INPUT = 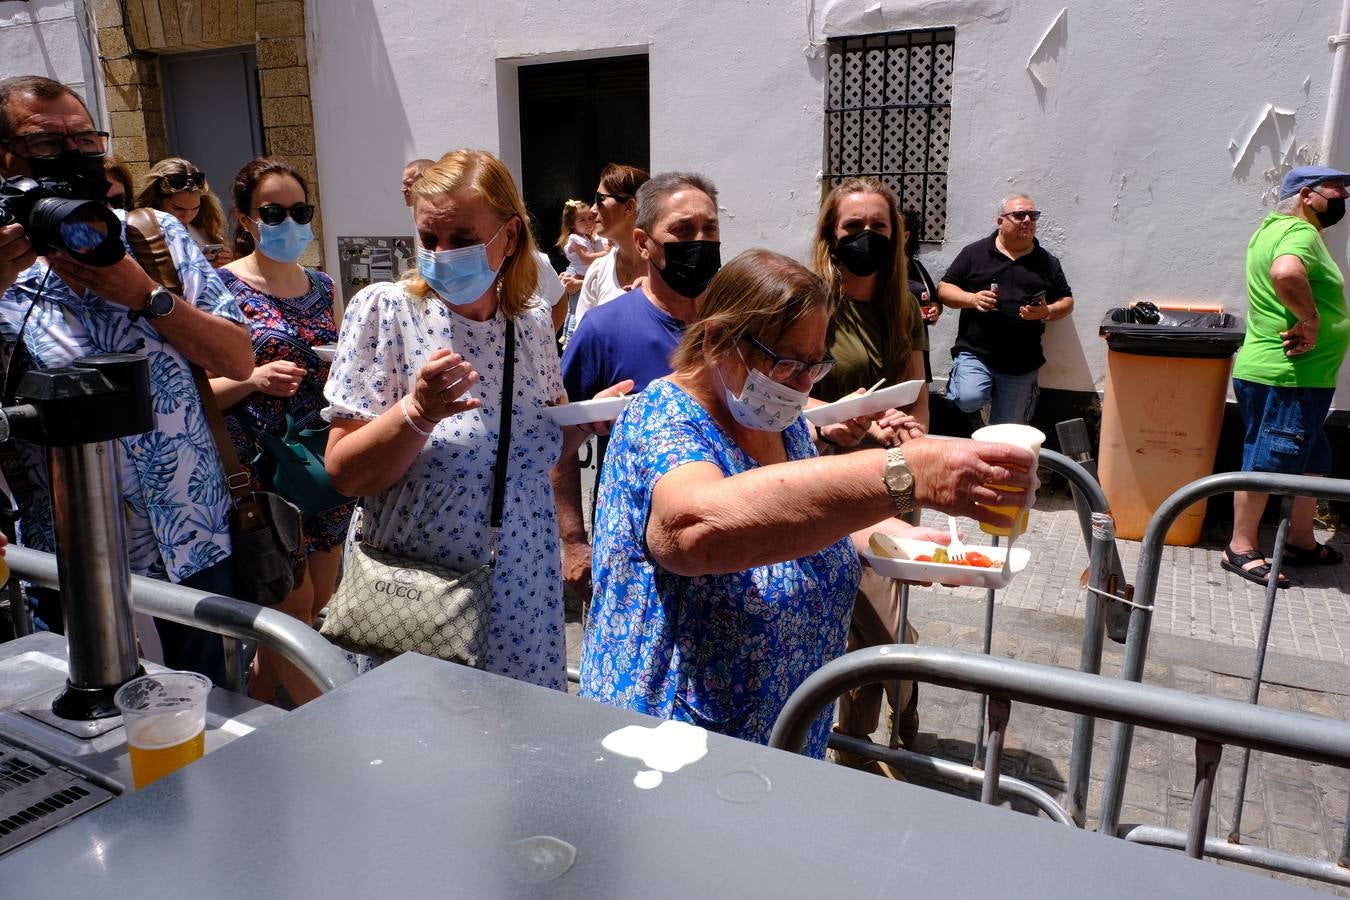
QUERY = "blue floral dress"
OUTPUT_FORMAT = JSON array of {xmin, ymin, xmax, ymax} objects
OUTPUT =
[
  {"xmin": 322, "ymin": 282, "xmax": 566, "ymax": 689},
  {"xmin": 579, "ymin": 378, "xmax": 861, "ymax": 758}
]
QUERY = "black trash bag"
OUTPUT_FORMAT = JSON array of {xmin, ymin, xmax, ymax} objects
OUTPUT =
[{"xmin": 1098, "ymin": 306, "xmax": 1245, "ymax": 359}]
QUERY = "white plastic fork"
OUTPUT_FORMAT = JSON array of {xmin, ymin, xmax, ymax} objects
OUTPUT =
[{"xmin": 946, "ymin": 515, "xmax": 967, "ymax": 563}]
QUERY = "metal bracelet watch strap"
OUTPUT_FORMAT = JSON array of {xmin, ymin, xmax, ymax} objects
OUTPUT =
[{"xmin": 883, "ymin": 445, "xmax": 914, "ymax": 515}]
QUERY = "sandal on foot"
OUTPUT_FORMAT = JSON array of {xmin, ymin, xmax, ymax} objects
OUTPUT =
[
  {"xmin": 1282, "ymin": 542, "xmax": 1343, "ymax": 567},
  {"xmin": 1221, "ymin": 547, "xmax": 1289, "ymax": 589}
]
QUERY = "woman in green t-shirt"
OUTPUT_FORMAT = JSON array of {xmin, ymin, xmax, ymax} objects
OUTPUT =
[
  {"xmin": 810, "ymin": 177, "xmax": 929, "ymax": 442},
  {"xmin": 807, "ymin": 177, "xmax": 930, "ymax": 779}
]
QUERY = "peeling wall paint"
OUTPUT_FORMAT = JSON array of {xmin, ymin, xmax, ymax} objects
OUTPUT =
[{"xmin": 305, "ymin": 0, "xmax": 1350, "ymax": 407}]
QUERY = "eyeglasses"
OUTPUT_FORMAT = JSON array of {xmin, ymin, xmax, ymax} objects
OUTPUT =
[
  {"xmin": 594, "ymin": 191, "xmax": 630, "ymax": 207},
  {"xmin": 158, "ymin": 169, "xmax": 205, "ymax": 192},
  {"xmin": 1002, "ymin": 209, "xmax": 1042, "ymax": 222},
  {"xmin": 742, "ymin": 333, "xmax": 836, "ymax": 384},
  {"xmin": 3, "ymin": 130, "xmax": 109, "ymax": 159},
  {"xmin": 255, "ymin": 202, "xmax": 315, "ymax": 226}
]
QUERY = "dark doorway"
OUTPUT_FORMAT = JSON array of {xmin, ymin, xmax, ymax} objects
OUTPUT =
[
  {"xmin": 160, "ymin": 48, "xmax": 265, "ymax": 206},
  {"xmin": 518, "ymin": 55, "xmax": 649, "ymax": 269}
]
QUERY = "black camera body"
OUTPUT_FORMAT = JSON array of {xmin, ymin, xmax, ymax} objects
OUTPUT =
[{"xmin": 0, "ymin": 175, "xmax": 124, "ymax": 267}]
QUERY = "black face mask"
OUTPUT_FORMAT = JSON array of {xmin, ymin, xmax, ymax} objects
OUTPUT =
[
  {"xmin": 832, "ymin": 229, "xmax": 892, "ymax": 277},
  {"xmin": 28, "ymin": 149, "xmax": 110, "ymax": 202},
  {"xmin": 656, "ymin": 240, "xmax": 721, "ymax": 299},
  {"xmin": 1316, "ymin": 197, "xmax": 1346, "ymax": 229}
]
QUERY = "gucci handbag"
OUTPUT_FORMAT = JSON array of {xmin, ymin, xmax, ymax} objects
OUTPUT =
[{"xmin": 320, "ymin": 320, "xmax": 516, "ymax": 667}]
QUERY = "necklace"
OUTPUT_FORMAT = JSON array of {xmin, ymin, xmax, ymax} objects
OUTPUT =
[{"xmin": 614, "ymin": 247, "xmax": 643, "ymax": 288}]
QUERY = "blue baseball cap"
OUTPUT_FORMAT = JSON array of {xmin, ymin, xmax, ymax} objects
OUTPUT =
[{"xmin": 1279, "ymin": 165, "xmax": 1350, "ymax": 199}]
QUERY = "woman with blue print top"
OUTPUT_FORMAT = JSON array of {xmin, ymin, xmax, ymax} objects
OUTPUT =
[{"xmin": 579, "ymin": 249, "xmax": 1035, "ymax": 758}]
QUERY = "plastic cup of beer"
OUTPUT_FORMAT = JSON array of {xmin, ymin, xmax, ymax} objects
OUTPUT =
[
  {"xmin": 115, "ymin": 671, "xmax": 210, "ymax": 789},
  {"xmin": 971, "ymin": 423, "xmax": 1045, "ymax": 540}
]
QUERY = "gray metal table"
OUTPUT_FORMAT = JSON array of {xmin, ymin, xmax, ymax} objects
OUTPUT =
[{"xmin": 0, "ymin": 653, "xmax": 1319, "ymax": 898}]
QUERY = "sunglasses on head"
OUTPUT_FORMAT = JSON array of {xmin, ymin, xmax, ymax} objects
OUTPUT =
[
  {"xmin": 255, "ymin": 202, "xmax": 315, "ymax": 226},
  {"xmin": 1002, "ymin": 209, "xmax": 1042, "ymax": 222},
  {"xmin": 159, "ymin": 170, "xmax": 206, "ymax": 192}
]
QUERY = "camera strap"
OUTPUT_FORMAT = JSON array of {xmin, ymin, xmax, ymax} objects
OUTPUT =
[{"xmin": 124, "ymin": 208, "xmax": 184, "ymax": 295}]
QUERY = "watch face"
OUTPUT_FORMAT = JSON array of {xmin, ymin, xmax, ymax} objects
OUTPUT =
[{"xmin": 148, "ymin": 288, "xmax": 175, "ymax": 316}]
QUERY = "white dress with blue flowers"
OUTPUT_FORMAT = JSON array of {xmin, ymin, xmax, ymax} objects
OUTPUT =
[
  {"xmin": 323, "ymin": 282, "xmax": 566, "ymax": 689},
  {"xmin": 578, "ymin": 378, "xmax": 862, "ymax": 758}
]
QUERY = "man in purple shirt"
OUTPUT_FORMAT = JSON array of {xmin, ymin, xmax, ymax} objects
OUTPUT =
[{"xmin": 554, "ymin": 171, "xmax": 721, "ymax": 603}]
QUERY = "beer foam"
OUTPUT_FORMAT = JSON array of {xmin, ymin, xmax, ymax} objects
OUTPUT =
[{"xmin": 127, "ymin": 710, "xmax": 204, "ymax": 749}]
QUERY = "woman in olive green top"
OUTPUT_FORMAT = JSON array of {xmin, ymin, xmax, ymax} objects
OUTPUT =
[
  {"xmin": 808, "ymin": 176, "xmax": 929, "ymax": 778},
  {"xmin": 810, "ymin": 177, "xmax": 929, "ymax": 444}
]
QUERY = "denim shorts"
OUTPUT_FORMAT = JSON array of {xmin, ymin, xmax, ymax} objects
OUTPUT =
[{"xmin": 1233, "ymin": 379, "xmax": 1334, "ymax": 475}]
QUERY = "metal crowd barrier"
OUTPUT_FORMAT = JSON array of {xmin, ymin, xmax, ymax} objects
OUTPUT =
[
  {"xmin": 770, "ymin": 644, "xmax": 1350, "ymax": 876},
  {"xmin": 874, "ymin": 448, "xmax": 1127, "ymax": 826},
  {"xmin": 1094, "ymin": 470, "xmax": 1350, "ymax": 882},
  {"xmin": 6, "ymin": 545, "xmax": 356, "ymax": 696}
]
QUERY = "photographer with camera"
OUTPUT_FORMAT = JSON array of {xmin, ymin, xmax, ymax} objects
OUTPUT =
[{"xmin": 0, "ymin": 76, "xmax": 254, "ymax": 685}]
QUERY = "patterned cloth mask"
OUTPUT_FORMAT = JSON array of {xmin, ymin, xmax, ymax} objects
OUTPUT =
[{"xmin": 720, "ymin": 355, "xmax": 811, "ymax": 432}]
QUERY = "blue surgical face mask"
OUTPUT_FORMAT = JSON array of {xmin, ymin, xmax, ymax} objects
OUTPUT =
[
  {"xmin": 417, "ymin": 222, "xmax": 508, "ymax": 305},
  {"xmin": 255, "ymin": 218, "xmax": 314, "ymax": 264}
]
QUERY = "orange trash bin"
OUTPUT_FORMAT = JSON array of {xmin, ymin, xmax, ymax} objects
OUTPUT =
[{"xmin": 1097, "ymin": 302, "xmax": 1245, "ymax": 546}]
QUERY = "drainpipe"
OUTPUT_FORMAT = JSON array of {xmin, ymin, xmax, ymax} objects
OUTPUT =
[{"xmin": 1321, "ymin": 0, "xmax": 1350, "ymax": 166}]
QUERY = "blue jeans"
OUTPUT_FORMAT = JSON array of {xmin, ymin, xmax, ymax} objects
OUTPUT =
[
  {"xmin": 1233, "ymin": 379, "xmax": 1334, "ymax": 475},
  {"xmin": 946, "ymin": 352, "xmax": 1040, "ymax": 425}
]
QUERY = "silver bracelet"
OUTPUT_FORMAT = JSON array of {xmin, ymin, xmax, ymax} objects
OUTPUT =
[{"xmin": 400, "ymin": 396, "xmax": 433, "ymax": 437}]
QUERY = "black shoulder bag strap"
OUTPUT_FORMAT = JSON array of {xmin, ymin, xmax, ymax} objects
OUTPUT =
[{"xmin": 488, "ymin": 318, "xmax": 515, "ymax": 564}]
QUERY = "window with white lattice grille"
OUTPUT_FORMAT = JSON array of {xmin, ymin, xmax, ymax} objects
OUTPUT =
[{"xmin": 824, "ymin": 29, "xmax": 955, "ymax": 242}]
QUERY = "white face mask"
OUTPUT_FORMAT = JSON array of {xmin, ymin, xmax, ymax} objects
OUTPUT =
[{"xmin": 719, "ymin": 359, "xmax": 811, "ymax": 432}]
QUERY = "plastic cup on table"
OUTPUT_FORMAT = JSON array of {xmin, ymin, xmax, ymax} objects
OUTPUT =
[
  {"xmin": 114, "ymin": 671, "xmax": 211, "ymax": 789},
  {"xmin": 971, "ymin": 423, "xmax": 1045, "ymax": 539}
]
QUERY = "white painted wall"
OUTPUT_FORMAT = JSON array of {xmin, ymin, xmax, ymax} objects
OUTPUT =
[
  {"xmin": 0, "ymin": 0, "xmax": 103, "ymax": 123},
  {"xmin": 306, "ymin": 0, "xmax": 1350, "ymax": 407}
]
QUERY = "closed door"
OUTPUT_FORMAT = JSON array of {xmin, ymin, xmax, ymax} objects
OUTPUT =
[{"xmin": 160, "ymin": 48, "xmax": 265, "ymax": 206}]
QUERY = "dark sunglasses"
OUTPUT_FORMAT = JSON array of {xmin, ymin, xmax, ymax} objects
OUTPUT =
[
  {"xmin": 742, "ymin": 333, "xmax": 836, "ymax": 384},
  {"xmin": 1002, "ymin": 209, "xmax": 1042, "ymax": 222},
  {"xmin": 255, "ymin": 202, "xmax": 315, "ymax": 226},
  {"xmin": 594, "ymin": 191, "xmax": 630, "ymax": 207},
  {"xmin": 159, "ymin": 169, "xmax": 206, "ymax": 192},
  {"xmin": 3, "ymin": 130, "xmax": 108, "ymax": 158}
]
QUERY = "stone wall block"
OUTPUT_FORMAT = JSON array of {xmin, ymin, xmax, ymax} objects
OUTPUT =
[{"xmin": 259, "ymin": 66, "xmax": 308, "ymax": 98}]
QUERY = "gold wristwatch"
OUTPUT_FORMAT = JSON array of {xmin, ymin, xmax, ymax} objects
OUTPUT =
[{"xmin": 884, "ymin": 446, "xmax": 915, "ymax": 515}]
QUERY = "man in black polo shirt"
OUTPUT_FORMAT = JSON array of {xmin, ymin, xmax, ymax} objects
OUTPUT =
[{"xmin": 938, "ymin": 193, "xmax": 1074, "ymax": 425}]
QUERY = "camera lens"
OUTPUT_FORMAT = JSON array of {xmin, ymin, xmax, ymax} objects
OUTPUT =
[{"xmin": 30, "ymin": 197, "xmax": 125, "ymax": 267}]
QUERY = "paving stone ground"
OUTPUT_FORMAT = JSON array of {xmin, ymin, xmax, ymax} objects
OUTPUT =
[{"xmin": 565, "ymin": 478, "xmax": 1350, "ymax": 895}]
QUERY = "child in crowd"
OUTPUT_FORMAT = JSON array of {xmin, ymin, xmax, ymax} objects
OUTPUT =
[
  {"xmin": 558, "ymin": 199, "xmax": 609, "ymax": 276},
  {"xmin": 557, "ymin": 199, "xmax": 609, "ymax": 344}
]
